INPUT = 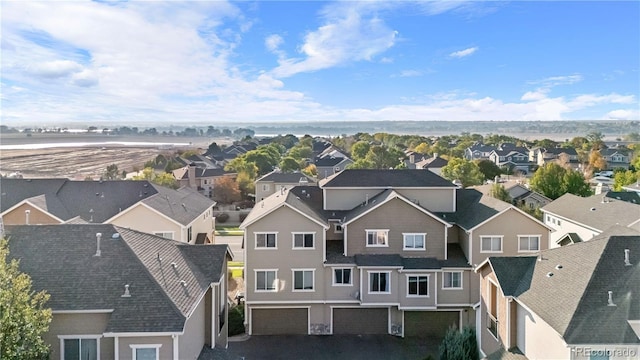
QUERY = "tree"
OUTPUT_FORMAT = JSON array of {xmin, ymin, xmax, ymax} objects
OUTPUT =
[
  {"xmin": 236, "ymin": 172, "xmax": 255, "ymax": 200},
  {"xmin": 588, "ymin": 150, "xmax": 607, "ymax": 174},
  {"xmin": 364, "ymin": 145, "xmax": 403, "ymax": 169},
  {"xmin": 302, "ymin": 164, "xmax": 317, "ymax": 177},
  {"xmin": 475, "ymin": 159, "xmax": 502, "ymax": 181},
  {"xmin": 530, "ymin": 163, "xmax": 591, "ymax": 200},
  {"xmin": 103, "ymin": 164, "xmax": 121, "ymax": 180},
  {"xmin": 132, "ymin": 168, "xmax": 178, "ymax": 189},
  {"xmin": 279, "ymin": 157, "xmax": 301, "ymax": 173},
  {"xmin": 350, "ymin": 141, "xmax": 370, "ymax": 160},
  {"xmin": 489, "ymin": 183, "xmax": 511, "ymax": 202},
  {"xmin": 441, "ymin": 158, "xmax": 484, "ymax": 188},
  {"xmin": 586, "ymin": 131, "xmax": 605, "ymax": 150},
  {"xmin": 562, "ymin": 170, "xmax": 592, "ymax": 197},
  {"xmin": 438, "ymin": 326, "xmax": 479, "ymax": 360},
  {"xmin": 288, "ymin": 146, "xmax": 313, "ymax": 161},
  {"xmin": 1, "ymin": 239, "xmax": 52, "ymax": 359},
  {"xmin": 213, "ymin": 176, "xmax": 241, "ymax": 204},
  {"xmin": 413, "ymin": 142, "xmax": 430, "ymax": 155},
  {"xmin": 613, "ymin": 170, "xmax": 639, "ymax": 191},
  {"xmin": 346, "ymin": 158, "xmax": 375, "ymax": 169}
]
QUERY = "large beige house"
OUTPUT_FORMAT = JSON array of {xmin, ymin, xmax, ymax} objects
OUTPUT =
[
  {"xmin": 5, "ymin": 224, "xmax": 232, "ymax": 360},
  {"xmin": 240, "ymin": 169, "xmax": 550, "ymax": 337},
  {"xmin": 0, "ymin": 179, "xmax": 216, "ymax": 244},
  {"xmin": 254, "ymin": 170, "xmax": 316, "ymax": 201}
]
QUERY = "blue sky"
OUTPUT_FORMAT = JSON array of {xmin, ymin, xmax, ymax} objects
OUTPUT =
[{"xmin": 1, "ymin": 1, "xmax": 638, "ymax": 126}]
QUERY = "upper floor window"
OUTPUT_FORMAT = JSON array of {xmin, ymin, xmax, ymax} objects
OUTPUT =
[
  {"xmin": 293, "ymin": 233, "xmax": 314, "ymax": 249},
  {"xmin": 153, "ymin": 232, "xmax": 174, "ymax": 240},
  {"xmin": 407, "ymin": 275, "xmax": 429, "ymax": 297},
  {"xmin": 333, "ymin": 268, "xmax": 352, "ymax": 286},
  {"xmin": 256, "ymin": 233, "xmax": 277, "ymax": 249},
  {"xmin": 369, "ymin": 271, "xmax": 390, "ymax": 293},
  {"xmin": 293, "ymin": 269, "xmax": 315, "ymax": 291},
  {"xmin": 518, "ymin": 235, "xmax": 540, "ymax": 252},
  {"xmin": 403, "ymin": 233, "xmax": 426, "ymax": 250},
  {"xmin": 480, "ymin": 236, "xmax": 503, "ymax": 253},
  {"xmin": 61, "ymin": 337, "xmax": 99, "ymax": 360},
  {"xmin": 366, "ymin": 230, "xmax": 389, "ymax": 247},
  {"xmin": 262, "ymin": 184, "xmax": 270, "ymax": 191},
  {"xmin": 443, "ymin": 271, "xmax": 462, "ymax": 289},
  {"xmin": 187, "ymin": 226, "xmax": 192, "ymax": 242},
  {"xmin": 131, "ymin": 344, "xmax": 162, "ymax": 360},
  {"xmin": 255, "ymin": 270, "xmax": 277, "ymax": 292}
]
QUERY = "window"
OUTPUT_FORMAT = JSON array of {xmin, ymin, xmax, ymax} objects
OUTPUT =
[
  {"xmin": 480, "ymin": 236, "xmax": 503, "ymax": 253},
  {"xmin": 293, "ymin": 270, "xmax": 315, "ymax": 291},
  {"xmin": 61, "ymin": 337, "xmax": 99, "ymax": 360},
  {"xmin": 403, "ymin": 233, "xmax": 426, "ymax": 250},
  {"xmin": 262, "ymin": 184, "xmax": 270, "ymax": 191},
  {"xmin": 443, "ymin": 272, "xmax": 462, "ymax": 289},
  {"xmin": 255, "ymin": 270, "xmax": 277, "ymax": 291},
  {"xmin": 366, "ymin": 230, "xmax": 388, "ymax": 247},
  {"xmin": 488, "ymin": 281, "xmax": 498, "ymax": 339},
  {"xmin": 187, "ymin": 226, "xmax": 192, "ymax": 242},
  {"xmin": 546, "ymin": 215, "xmax": 551, "ymax": 222},
  {"xmin": 130, "ymin": 344, "xmax": 162, "ymax": 360},
  {"xmin": 153, "ymin": 232, "xmax": 174, "ymax": 240},
  {"xmin": 518, "ymin": 235, "xmax": 540, "ymax": 252},
  {"xmin": 333, "ymin": 268, "xmax": 352, "ymax": 286},
  {"xmin": 256, "ymin": 233, "xmax": 277, "ymax": 248},
  {"xmin": 293, "ymin": 233, "xmax": 314, "ymax": 249},
  {"xmin": 369, "ymin": 272, "xmax": 390, "ymax": 293},
  {"xmin": 334, "ymin": 224, "xmax": 343, "ymax": 233},
  {"xmin": 407, "ymin": 275, "xmax": 429, "ymax": 297}
]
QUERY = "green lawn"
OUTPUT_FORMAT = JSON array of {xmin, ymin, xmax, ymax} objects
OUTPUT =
[{"xmin": 215, "ymin": 225, "xmax": 243, "ymax": 236}]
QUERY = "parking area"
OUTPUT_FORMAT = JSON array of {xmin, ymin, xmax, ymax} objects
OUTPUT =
[{"xmin": 199, "ymin": 335, "xmax": 441, "ymax": 360}]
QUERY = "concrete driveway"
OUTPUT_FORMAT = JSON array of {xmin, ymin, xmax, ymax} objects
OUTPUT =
[{"xmin": 199, "ymin": 335, "xmax": 441, "ymax": 360}]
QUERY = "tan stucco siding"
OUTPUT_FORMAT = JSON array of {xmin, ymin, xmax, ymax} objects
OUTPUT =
[
  {"xmin": 458, "ymin": 228, "xmax": 471, "ymax": 262},
  {"xmin": 324, "ymin": 189, "xmax": 385, "ymax": 210},
  {"xmin": 245, "ymin": 206, "xmax": 326, "ymax": 302},
  {"xmin": 397, "ymin": 272, "xmax": 437, "ymax": 308},
  {"xmin": 179, "ymin": 294, "xmax": 206, "ymax": 360},
  {"xmin": 117, "ymin": 336, "xmax": 173, "ymax": 360},
  {"xmin": 479, "ymin": 268, "xmax": 507, "ymax": 356},
  {"xmin": 255, "ymin": 181, "xmax": 274, "ymax": 201},
  {"xmin": 346, "ymin": 198, "xmax": 447, "ymax": 259},
  {"xmin": 324, "ymin": 266, "xmax": 360, "ymax": 301},
  {"xmin": 515, "ymin": 302, "xmax": 571, "ymax": 359},
  {"xmin": 109, "ymin": 205, "xmax": 181, "ymax": 240},
  {"xmin": 189, "ymin": 207, "xmax": 215, "ymax": 244},
  {"xmin": 396, "ymin": 189, "xmax": 455, "ymax": 212},
  {"xmin": 46, "ymin": 313, "xmax": 112, "ymax": 360},
  {"xmin": 436, "ymin": 270, "xmax": 476, "ymax": 305},
  {"xmin": 472, "ymin": 209, "xmax": 549, "ymax": 266},
  {"xmin": 2, "ymin": 203, "xmax": 60, "ymax": 225}
]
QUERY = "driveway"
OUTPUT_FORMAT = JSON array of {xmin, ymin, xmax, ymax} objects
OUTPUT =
[
  {"xmin": 214, "ymin": 235, "xmax": 244, "ymax": 261},
  {"xmin": 199, "ymin": 335, "xmax": 441, "ymax": 360}
]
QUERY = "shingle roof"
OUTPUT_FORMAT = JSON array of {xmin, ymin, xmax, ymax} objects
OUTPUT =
[
  {"xmin": 5, "ymin": 224, "xmax": 229, "ymax": 334},
  {"xmin": 315, "ymin": 156, "xmax": 349, "ymax": 167},
  {"xmin": 320, "ymin": 169, "xmax": 456, "ymax": 188},
  {"xmin": 256, "ymin": 170, "xmax": 316, "ymax": 184},
  {"xmin": 606, "ymin": 191, "xmax": 640, "ymax": 205},
  {"xmin": 542, "ymin": 193, "xmax": 640, "ymax": 231},
  {"xmin": 0, "ymin": 178, "xmax": 68, "ymax": 212},
  {"xmin": 141, "ymin": 185, "xmax": 215, "ymax": 226},
  {"xmin": 355, "ymin": 254, "xmax": 404, "ymax": 267},
  {"xmin": 447, "ymin": 189, "xmax": 511, "ymax": 230},
  {"xmin": 486, "ymin": 232, "xmax": 640, "ymax": 345}
]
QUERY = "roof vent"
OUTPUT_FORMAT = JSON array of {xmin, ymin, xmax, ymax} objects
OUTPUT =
[
  {"xmin": 180, "ymin": 280, "xmax": 187, "ymax": 287},
  {"xmin": 607, "ymin": 291, "xmax": 616, "ymax": 307},
  {"xmin": 546, "ymin": 272, "xmax": 554, "ymax": 277},
  {"xmin": 624, "ymin": 249, "xmax": 631, "ymax": 266},
  {"xmin": 157, "ymin": 252, "xmax": 162, "ymax": 262},
  {"xmin": 111, "ymin": 233, "xmax": 120, "ymax": 239},
  {"xmin": 555, "ymin": 264, "xmax": 563, "ymax": 270},
  {"xmin": 590, "ymin": 207, "xmax": 596, "ymax": 211},
  {"xmin": 121, "ymin": 284, "xmax": 131, "ymax": 298},
  {"xmin": 94, "ymin": 233, "xmax": 102, "ymax": 257}
]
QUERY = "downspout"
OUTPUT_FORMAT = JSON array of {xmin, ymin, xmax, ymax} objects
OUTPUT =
[
  {"xmin": 114, "ymin": 336, "xmax": 119, "ymax": 360},
  {"xmin": 211, "ymin": 284, "xmax": 215, "ymax": 349},
  {"xmin": 468, "ymin": 230, "xmax": 473, "ymax": 266},
  {"xmin": 172, "ymin": 334, "xmax": 179, "ymax": 360}
]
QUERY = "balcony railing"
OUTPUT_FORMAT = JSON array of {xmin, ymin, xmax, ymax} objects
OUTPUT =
[
  {"xmin": 487, "ymin": 312, "xmax": 498, "ymax": 340},
  {"xmin": 219, "ymin": 305, "xmax": 226, "ymax": 331}
]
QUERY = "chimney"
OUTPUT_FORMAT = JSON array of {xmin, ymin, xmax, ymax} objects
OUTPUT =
[
  {"xmin": 624, "ymin": 249, "xmax": 631, "ymax": 266},
  {"xmin": 25, "ymin": 209, "xmax": 30, "ymax": 225},
  {"xmin": 94, "ymin": 233, "xmax": 102, "ymax": 257},
  {"xmin": 188, "ymin": 163, "xmax": 197, "ymax": 189},
  {"xmin": 433, "ymin": 152, "xmax": 438, "ymax": 159},
  {"xmin": 594, "ymin": 182, "xmax": 603, "ymax": 195},
  {"xmin": 409, "ymin": 153, "xmax": 415, "ymax": 163},
  {"xmin": 607, "ymin": 291, "xmax": 616, "ymax": 307}
]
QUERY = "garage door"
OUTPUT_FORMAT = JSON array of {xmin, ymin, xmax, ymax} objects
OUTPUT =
[
  {"xmin": 404, "ymin": 311, "xmax": 459, "ymax": 337},
  {"xmin": 333, "ymin": 308, "xmax": 388, "ymax": 334},
  {"xmin": 252, "ymin": 308, "xmax": 308, "ymax": 335}
]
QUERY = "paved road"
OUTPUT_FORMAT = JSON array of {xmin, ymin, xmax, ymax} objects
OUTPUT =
[
  {"xmin": 200, "ymin": 335, "xmax": 440, "ymax": 360},
  {"xmin": 215, "ymin": 235, "xmax": 244, "ymax": 261}
]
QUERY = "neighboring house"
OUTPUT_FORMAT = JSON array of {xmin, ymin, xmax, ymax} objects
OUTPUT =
[
  {"xmin": 541, "ymin": 193, "xmax": 640, "ymax": 247},
  {"xmin": 476, "ymin": 230, "xmax": 640, "ymax": 359},
  {"xmin": 535, "ymin": 147, "xmax": 580, "ymax": 169},
  {"xmin": 473, "ymin": 182, "xmax": 552, "ymax": 210},
  {"xmin": 403, "ymin": 151, "xmax": 427, "ymax": 169},
  {"xmin": 5, "ymin": 224, "xmax": 232, "ymax": 360},
  {"xmin": 465, "ymin": 143, "xmax": 497, "ymax": 161},
  {"xmin": 0, "ymin": 179, "xmax": 216, "ymax": 244},
  {"xmin": 255, "ymin": 170, "xmax": 317, "ymax": 201},
  {"xmin": 606, "ymin": 191, "xmax": 640, "ymax": 205},
  {"xmin": 415, "ymin": 155, "xmax": 449, "ymax": 176},
  {"xmin": 172, "ymin": 163, "xmax": 237, "ymax": 199},
  {"xmin": 600, "ymin": 148, "xmax": 631, "ymax": 170},
  {"xmin": 489, "ymin": 149, "xmax": 531, "ymax": 174},
  {"xmin": 240, "ymin": 169, "xmax": 550, "ymax": 337},
  {"xmin": 315, "ymin": 156, "xmax": 354, "ymax": 179}
]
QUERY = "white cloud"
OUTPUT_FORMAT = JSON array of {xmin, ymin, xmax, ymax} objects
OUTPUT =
[
  {"xmin": 265, "ymin": 34, "xmax": 284, "ymax": 54},
  {"xmin": 528, "ymin": 74, "xmax": 583, "ymax": 88},
  {"xmin": 398, "ymin": 70, "xmax": 423, "ymax": 77},
  {"xmin": 604, "ymin": 109, "xmax": 639, "ymax": 120},
  {"xmin": 28, "ymin": 60, "xmax": 83, "ymax": 79},
  {"xmin": 449, "ymin": 46, "xmax": 478, "ymax": 58}
]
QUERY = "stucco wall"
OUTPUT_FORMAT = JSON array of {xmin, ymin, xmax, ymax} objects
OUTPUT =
[
  {"xmin": 179, "ymin": 294, "xmax": 206, "ymax": 360},
  {"xmin": 117, "ymin": 335, "xmax": 173, "ymax": 360},
  {"xmin": 109, "ymin": 205, "xmax": 181, "ymax": 240},
  {"xmin": 516, "ymin": 302, "xmax": 571, "ymax": 360},
  {"xmin": 2, "ymin": 203, "xmax": 60, "ymax": 225},
  {"xmin": 436, "ymin": 270, "xmax": 476, "ymax": 305},
  {"xmin": 46, "ymin": 313, "xmax": 112, "ymax": 360},
  {"xmin": 544, "ymin": 212, "xmax": 600, "ymax": 247}
]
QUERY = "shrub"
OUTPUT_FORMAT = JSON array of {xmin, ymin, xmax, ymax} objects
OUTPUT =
[
  {"xmin": 228, "ymin": 306, "xmax": 245, "ymax": 336},
  {"xmin": 216, "ymin": 213, "xmax": 230, "ymax": 223},
  {"xmin": 438, "ymin": 326, "xmax": 478, "ymax": 360}
]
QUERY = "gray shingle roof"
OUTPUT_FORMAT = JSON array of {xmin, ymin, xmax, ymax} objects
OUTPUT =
[
  {"xmin": 5, "ymin": 224, "xmax": 229, "ymax": 334},
  {"xmin": 542, "ymin": 193, "xmax": 640, "ymax": 231},
  {"xmin": 0, "ymin": 178, "xmax": 68, "ymax": 212},
  {"xmin": 315, "ymin": 156, "xmax": 348, "ymax": 167},
  {"xmin": 256, "ymin": 171, "xmax": 316, "ymax": 184},
  {"xmin": 320, "ymin": 169, "xmax": 456, "ymax": 188},
  {"xmin": 355, "ymin": 254, "xmax": 404, "ymax": 267},
  {"xmin": 447, "ymin": 189, "xmax": 511, "ymax": 230},
  {"xmin": 141, "ymin": 185, "xmax": 215, "ymax": 226}
]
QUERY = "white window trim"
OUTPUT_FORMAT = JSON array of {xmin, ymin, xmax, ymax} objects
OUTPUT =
[
  {"xmin": 130, "ymin": 344, "xmax": 162, "ymax": 360},
  {"xmin": 518, "ymin": 235, "xmax": 541, "ymax": 253},
  {"xmin": 367, "ymin": 271, "xmax": 391, "ymax": 294},
  {"xmin": 291, "ymin": 268, "xmax": 316, "ymax": 292},
  {"xmin": 291, "ymin": 232, "xmax": 316, "ymax": 250},
  {"xmin": 332, "ymin": 267, "xmax": 354, "ymax": 287},
  {"xmin": 365, "ymin": 229, "xmax": 389, "ymax": 248},
  {"xmin": 334, "ymin": 223, "xmax": 343, "ymax": 233},
  {"xmin": 58, "ymin": 334, "xmax": 101, "ymax": 360},
  {"xmin": 442, "ymin": 271, "xmax": 463, "ymax": 290},
  {"xmin": 406, "ymin": 274, "xmax": 430, "ymax": 298},
  {"xmin": 254, "ymin": 232, "xmax": 278, "ymax": 250},
  {"xmin": 254, "ymin": 269, "xmax": 278, "ymax": 292},
  {"xmin": 402, "ymin": 233, "xmax": 426, "ymax": 251},
  {"xmin": 153, "ymin": 231, "xmax": 175, "ymax": 240},
  {"xmin": 262, "ymin": 184, "xmax": 270, "ymax": 191},
  {"xmin": 480, "ymin": 235, "xmax": 504, "ymax": 253}
]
